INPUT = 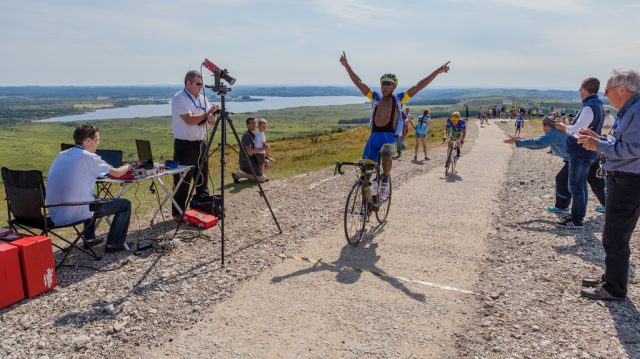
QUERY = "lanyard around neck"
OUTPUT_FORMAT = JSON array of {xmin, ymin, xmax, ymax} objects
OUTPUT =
[{"xmin": 183, "ymin": 89, "xmax": 206, "ymax": 111}]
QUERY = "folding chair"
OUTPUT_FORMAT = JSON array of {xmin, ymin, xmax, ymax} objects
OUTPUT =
[{"xmin": 1, "ymin": 167, "xmax": 109, "ymax": 268}]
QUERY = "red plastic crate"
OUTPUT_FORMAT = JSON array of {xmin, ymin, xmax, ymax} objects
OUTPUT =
[
  {"xmin": 184, "ymin": 209, "xmax": 219, "ymax": 229},
  {"xmin": 0, "ymin": 243, "xmax": 25, "ymax": 309},
  {"xmin": 10, "ymin": 236, "xmax": 57, "ymax": 298}
]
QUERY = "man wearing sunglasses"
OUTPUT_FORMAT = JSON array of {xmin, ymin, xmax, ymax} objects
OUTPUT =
[
  {"xmin": 171, "ymin": 70, "xmax": 220, "ymax": 222},
  {"xmin": 339, "ymin": 52, "xmax": 450, "ymax": 199},
  {"xmin": 47, "ymin": 125, "xmax": 140, "ymax": 252}
]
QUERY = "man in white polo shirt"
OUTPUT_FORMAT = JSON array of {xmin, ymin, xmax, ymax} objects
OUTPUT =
[
  {"xmin": 171, "ymin": 70, "xmax": 219, "ymax": 222},
  {"xmin": 46, "ymin": 125, "xmax": 137, "ymax": 252}
]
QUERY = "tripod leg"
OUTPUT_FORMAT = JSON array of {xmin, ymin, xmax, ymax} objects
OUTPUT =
[
  {"xmin": 173, "ymin": 117, "xmax": 220, "ymax": 237},
  {"xmin": 227, "ymin": 118, "xmax": 282, "ymax": 233}
]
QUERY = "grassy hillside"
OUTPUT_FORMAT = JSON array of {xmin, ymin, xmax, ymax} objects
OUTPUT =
[{"xmin": 0, "ymin": 104, "xmax": 450, "ymax": 225}]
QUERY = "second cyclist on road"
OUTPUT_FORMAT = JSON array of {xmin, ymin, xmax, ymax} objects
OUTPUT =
[{"xmin": 444, "ymin": 111, "xmax": 467, "ymax": 158}]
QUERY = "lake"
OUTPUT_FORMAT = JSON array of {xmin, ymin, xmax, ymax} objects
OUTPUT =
[{"xmin": 36, "ymin": 96, "xmax": 368, "ymax": 123}]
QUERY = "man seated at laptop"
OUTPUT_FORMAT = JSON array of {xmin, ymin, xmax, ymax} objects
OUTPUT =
[{"xmin": 46, "ymin": 125, "xmax": 140, "ymax": 252}]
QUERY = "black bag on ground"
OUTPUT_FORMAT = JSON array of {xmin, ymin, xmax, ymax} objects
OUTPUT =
[{"xmin": 191, "ymin": 195, "xmax": 224, "ymax": 218}]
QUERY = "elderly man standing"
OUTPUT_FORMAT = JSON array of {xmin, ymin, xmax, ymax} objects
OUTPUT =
[
  {"xmin": 578, "ymin": 69, "xmax": 640, "ymax": 300},
  {"xmin": 555, "ymin": 77, "xmax": 605, "ymax": 227}
]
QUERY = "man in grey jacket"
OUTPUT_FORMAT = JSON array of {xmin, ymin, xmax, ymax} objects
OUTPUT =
[{"xmin": 578, "ymin": 69, "xmax": 640, "ymax": 300}]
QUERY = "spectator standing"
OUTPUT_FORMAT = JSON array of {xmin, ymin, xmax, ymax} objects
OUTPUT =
[
  {"xmin": 504, "ymin": 117, "xmax": 571, "ymax": 209},
  {"xmin": 578, "ymin": 69, "xmax": 640, "ymax": 300},
  {"xmin": 555, "ymin": 77, "xmax": 604, "ymax": 228},
  {"xmin": 171, "ymin": 70, "xmax": 219, "ymax": 222},
  {"xmin": 413, "ymin": 109, "xmax": 431, "ymax": 160}
]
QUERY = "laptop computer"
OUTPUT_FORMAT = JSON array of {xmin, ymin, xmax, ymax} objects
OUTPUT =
[
  {"xmin": 96, "ymin": 149, "xmax": 123, "ymax": 168},
  {"xmin": 135, "ymin": 139, "xmax": 154, "ymax": 169}
]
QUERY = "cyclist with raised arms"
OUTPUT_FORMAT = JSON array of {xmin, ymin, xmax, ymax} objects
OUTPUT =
[
  {"xmin": 339, "ymin": 51, "xmax": 450, "ymax": 199},
  {"xmin": 444, "ymin": 111, "xmax": 467, "ymax": 158}
]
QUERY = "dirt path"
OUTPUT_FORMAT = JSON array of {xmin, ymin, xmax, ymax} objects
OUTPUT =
[{"xmin": 146, "ymin": 122, "xmax": 511, "ymax": 358}]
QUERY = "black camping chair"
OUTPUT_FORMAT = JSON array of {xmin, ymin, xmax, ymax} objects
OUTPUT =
[{"xmin": 1, "ymin": 167, "xmax": 110, "ymax": 268}]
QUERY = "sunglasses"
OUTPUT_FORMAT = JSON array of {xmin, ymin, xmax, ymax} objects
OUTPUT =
[
  {"xmin": 194, "ymin": 82, "xmax": 203, "ymax": 86},
  {"xmin": 380, "ymin": 81, "xmax": 395, "ymax": 86}
]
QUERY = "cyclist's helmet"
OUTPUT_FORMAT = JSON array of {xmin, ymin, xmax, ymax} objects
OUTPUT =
[
  {"xmin": 451, "ymin": 111, "xmax": 461, "ymax": 124},
  {"xmin": 380, "ymin": 73, "xmax": 398, "ymax": 86}
]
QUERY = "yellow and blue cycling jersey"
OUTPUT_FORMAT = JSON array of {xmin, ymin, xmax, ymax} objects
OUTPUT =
[
  {"xmin": 362, "ymin": 90, "xmax": 411, "ymax": 162},
  {"xmin": 446, "ymin": 118, "xmax": 466, "ymax": 138},
  {"xmin": 367, "ymin": 90, "xmax": 411, "ymax": 137}
]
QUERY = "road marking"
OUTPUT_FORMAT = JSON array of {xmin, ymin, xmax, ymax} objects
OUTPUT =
[
  {"xmin": 308, "ymin": 176, "xmax": 337, "ymax": 190},
  {"xmin": 276, "ymin": 253, "xmax": 475, "ymax": 295}
]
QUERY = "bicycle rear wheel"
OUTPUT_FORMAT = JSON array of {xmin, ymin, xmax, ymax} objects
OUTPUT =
[
  {"xmin": 375, "ymin": 177, "xmax": 392, "ymax": 224},
  {"xmin": 344, "ymin": 181, "xmax": 367, "ymax": 246}
]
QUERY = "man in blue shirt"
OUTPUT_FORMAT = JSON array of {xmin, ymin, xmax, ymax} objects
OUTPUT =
[
  {"xmin": 578, "ymin": 69, "xmax": 640, "ymax": 300},
  {"xmin": 504, "ymin": 117, "xmax": 570, "ymax": 210}
]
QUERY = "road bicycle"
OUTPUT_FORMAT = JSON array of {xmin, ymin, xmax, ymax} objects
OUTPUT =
[
  {"xmin": 444, "ymin": 137, "xmax": 459, "ymax": 177},
  {"xmin": 334, "ymin": 160, "xmax": 392, "ymax": 246}
]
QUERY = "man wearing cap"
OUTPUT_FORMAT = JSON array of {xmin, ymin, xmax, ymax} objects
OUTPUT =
[
  {"xmin": 578, "ymin": 68, "xmax": 640, "ymax": 300},
  {"xmin": 339, "ymin": 51, "xmax": 450, "ymax": 199},
  {"xmin": 504, "ymin": 117, "xmax": 570, "ymax": 209}
]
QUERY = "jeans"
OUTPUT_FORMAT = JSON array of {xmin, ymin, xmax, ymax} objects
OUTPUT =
[
  {"xmin": 84, "ymin": 198, "xmax": 131, "ymax": 247},
  {"xmin": 568, "ymin": 156, "xmax": 596, "ymax": 222},
  {"xmin": 555, "ymin": 160, "xmax": 605, "ymax": 209},
  {"xmin": 602, "ymin": 174, "xmax": 640, "ymax": 298},
  {"xmin": 173, "ymin": 139, "xmax": 210, "ymax": 216}
]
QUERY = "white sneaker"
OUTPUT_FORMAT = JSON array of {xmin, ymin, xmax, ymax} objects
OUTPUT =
[{"xmin": 379, "ymin": 182, "xmax": 389, "ymax": 200}]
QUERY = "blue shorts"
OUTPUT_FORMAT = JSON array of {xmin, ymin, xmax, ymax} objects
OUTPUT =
[
  {"xmin": 415, "ymin": 132, "xmax": 427, "ymax": 138},
  {"xmin": 362, "ymin": 132, "xmax": 396, "ymax": 163}
]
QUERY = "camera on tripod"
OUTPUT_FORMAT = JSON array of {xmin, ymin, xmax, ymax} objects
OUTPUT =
[{"xmin": 202, "ymin": 58, "xmax": 236, "ymax": 86}]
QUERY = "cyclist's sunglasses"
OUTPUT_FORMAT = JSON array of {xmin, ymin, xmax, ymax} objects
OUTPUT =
[{"xmin": 380, "ymin": 81, "xmax": 395, "ymax": 86}]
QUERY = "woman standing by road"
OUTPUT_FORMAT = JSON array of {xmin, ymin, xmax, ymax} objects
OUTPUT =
[{"xmin": 414, "ymin": 109, "xmax": 431, "ymax": 160}]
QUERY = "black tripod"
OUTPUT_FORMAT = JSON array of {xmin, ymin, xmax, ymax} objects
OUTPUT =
[{"xmin": 177, "ymin": 68, "xmax": 282, "ymax": 266}]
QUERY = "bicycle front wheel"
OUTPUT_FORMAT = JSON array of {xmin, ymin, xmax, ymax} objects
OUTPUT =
[
  {"xmin": 445, "ymin": 145, "xmax": 453, "ymax": 176},
  {"xmin": 375, "ymin": 178, "xmax": 392, "ymax": 224},
  {"xmin": 451, "ymin": 150, "xmax": 458, "ymax": 174},
  {"xmin": 344, "ymin": 181, "xmax": 367, "ymax": 246}
]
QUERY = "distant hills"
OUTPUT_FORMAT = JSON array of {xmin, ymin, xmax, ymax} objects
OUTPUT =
[
  {"xmin": 1, "ymin": 85, "xmax": 597, "ymax": 125},
  {"xmin": 0, "ymin": 85, "xmax": 584, "ymax": 102}
]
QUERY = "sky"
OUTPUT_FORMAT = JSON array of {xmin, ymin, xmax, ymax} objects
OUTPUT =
[{"xmin": 1, "ymin": 0, "xmax": 638, "ymax": 88}]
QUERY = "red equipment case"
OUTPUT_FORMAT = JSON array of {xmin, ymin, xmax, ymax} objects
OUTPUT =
[
  {"xmin": 0, "ymin": 243, "xmax": 25, "ymax": 309},
  {"xmin": 184, "ymin": 209, "xmax": 219, "ymax": 229},
  {"xmin": 10, "ymin": 236, "xmax": 57, "ymax": 298}
]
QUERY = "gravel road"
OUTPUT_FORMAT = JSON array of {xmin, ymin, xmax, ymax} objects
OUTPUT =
[{"xmin": 2, "ymin": 119, "xmax": 638, "ymax": 359}]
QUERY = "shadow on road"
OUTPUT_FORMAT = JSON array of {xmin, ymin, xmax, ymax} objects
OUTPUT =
[{"xmin": 271, "ymin": 223, "xmax": 426, "ymax": 303}]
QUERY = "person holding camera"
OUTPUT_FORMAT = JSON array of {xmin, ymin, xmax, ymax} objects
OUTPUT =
[
  {"xmin": 46, "ymin": 125, "xmax": 140, "ymax": 252},
  {"xmin": 171, "ymin": 70, "xmax": 219, "ymax": 222}
]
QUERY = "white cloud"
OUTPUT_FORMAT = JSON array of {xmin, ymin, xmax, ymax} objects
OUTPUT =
[
  {"xmin": 313, "ymin": 0, "xmax": 401, "ymax": 25},
  {"xmin": 452, "ymin": 0, "xmax": 586, "ymax": 13}
]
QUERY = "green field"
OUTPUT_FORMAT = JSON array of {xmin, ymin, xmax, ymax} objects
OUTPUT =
[{"xmin": 0, "ymin": 103, "xmax": 451, "ymax": 225}]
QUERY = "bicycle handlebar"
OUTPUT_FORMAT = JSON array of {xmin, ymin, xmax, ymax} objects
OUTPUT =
[{"xmin": 334, "ymin": 161, "xmax": 366, "ymax": 176}]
